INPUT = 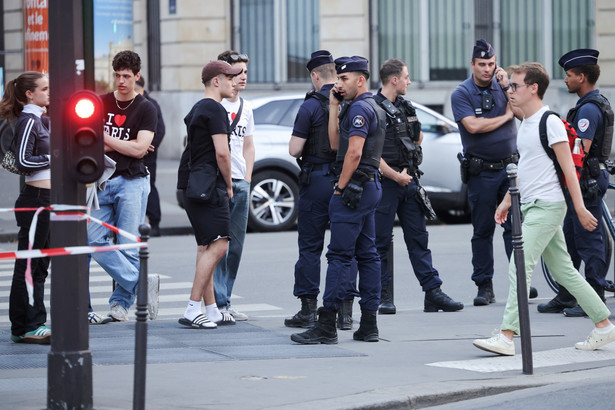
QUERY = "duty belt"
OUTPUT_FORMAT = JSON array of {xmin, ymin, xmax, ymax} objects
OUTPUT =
[{"xmin": 470, "ymin": 153, "xmax": 519, "ymax": 171}]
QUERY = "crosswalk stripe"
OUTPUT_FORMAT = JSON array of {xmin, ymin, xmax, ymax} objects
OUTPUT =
[{"xmin": 426, "ymin": 345, "xmax": 615, "ymax": 373}]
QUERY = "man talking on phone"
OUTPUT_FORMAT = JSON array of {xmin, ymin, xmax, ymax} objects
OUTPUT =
[{"xmin": 451, "ymin": 39, "xmax": 536, "ymax": 306}]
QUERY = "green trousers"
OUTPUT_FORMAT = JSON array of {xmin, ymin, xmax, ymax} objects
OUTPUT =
[{"xmin": 501, "ymin": 200, "xmax": 610, "ymax": 334}]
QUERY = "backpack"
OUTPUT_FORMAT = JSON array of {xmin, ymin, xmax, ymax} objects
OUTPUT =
[{"xmin": 538, "ymin": 110, "xmax": 583, "ymax": 191}]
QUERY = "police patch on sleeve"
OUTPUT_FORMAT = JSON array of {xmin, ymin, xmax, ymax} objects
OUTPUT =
[
  {"xmin": 578, "ymin": 118, "xmax": 590, "ymax": 133},
  {"xmin": 352, "ymin": 115, "xmax": 366, "ymax": 128}
]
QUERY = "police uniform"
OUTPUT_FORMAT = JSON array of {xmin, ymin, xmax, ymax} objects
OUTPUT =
[
  {"xmin": 450, "ymin": 39, "xmax": 516, "ymax": 305},
  {"xmin": 291, "ymin": 56, "xmax": 386, "ymax": 344},
  {"xmin": 285, "ymin": 50, "xmax": 358, "ymax": 330},
  {"xmin": 540, "ymin": 49, "xmax": 615, "ymax": 316},
  {"xmin": 374, "ymin": 91, "xmax": 464, "ymax": 313}
]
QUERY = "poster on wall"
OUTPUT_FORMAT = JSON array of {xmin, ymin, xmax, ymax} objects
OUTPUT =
[
  {"xmin": 24, "ymin": 0, "xmax": 49, "ymax": 73},
  {"xmin": 93, "ymin": 0, "xmax": 134, "ymax": 92}
]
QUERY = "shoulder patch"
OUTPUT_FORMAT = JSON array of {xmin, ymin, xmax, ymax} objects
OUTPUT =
[
  {"xmin": 578, "ymin": 118, "xmax": 590, "ymax": 133},
  {"xmin": 352, "ymin": 115, "xmax": 366, "ymax": 128}
]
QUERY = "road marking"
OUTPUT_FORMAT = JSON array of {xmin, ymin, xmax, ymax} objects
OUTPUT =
[{"xmin": 427, "ymin": 345, "xmax": 615, "ymax": 373}]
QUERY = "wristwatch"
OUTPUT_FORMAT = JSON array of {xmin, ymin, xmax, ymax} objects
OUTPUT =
[
  {"xmin": 334, "ymin": 184, "xmax": 345, "ymax": 194},
  {"xmin": 501, "ymin": 85, "xmax": 510, "ymax": 92}
]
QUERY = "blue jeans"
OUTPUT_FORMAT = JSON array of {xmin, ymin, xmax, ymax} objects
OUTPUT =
[
  {"xmin": 88, "ymin": 175, "xmax": 150, "ymax": 310},
  {"xmin": 214, "ymin": 179, "xmax": 250, "ymax": 308}
]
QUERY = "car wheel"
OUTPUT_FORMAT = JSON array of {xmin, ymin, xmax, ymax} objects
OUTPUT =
[{"xmin": 248, "ymin": 170, "xmax": 298, "ymax": 232}]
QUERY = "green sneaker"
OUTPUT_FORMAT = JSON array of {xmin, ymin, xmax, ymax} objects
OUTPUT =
[
  {"xmin": 23, "ymin": 325, "xmax": 51, "ymax": 344},
  {"xmin": 10, "ymin": 334, "xmax": 25, "ymax": 343}
]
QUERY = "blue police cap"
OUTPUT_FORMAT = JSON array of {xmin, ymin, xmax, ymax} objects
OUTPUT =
[
  {"xmin": 306, "ymin": 50, "xmax": 334, "ymax": 72},
  {"xmin": 335, "ymin": 56, "xmax": 369, "ymax": 74},
  {"xmin": 558, "ymin": 48, "xmax": 599, "ymax": 71},
  {"xmin": 472, "ymin": 39, "xmax": 495, "ymax": 59}
]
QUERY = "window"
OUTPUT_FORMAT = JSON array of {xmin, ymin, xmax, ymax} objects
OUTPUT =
[
  {"xmin": 500, "ymin": 0, "xmax": 542, "ymax": 69},
  {"xmin": 552, "ymin": 0, "xmax": 594, "ymax": 79},
  {"xmin": 429, "ymin": 0, "xmax": 471, "ymax": 80},
  {"xmin": 238, "ymin": 0, "xmax": 318, "ymax": 84}
]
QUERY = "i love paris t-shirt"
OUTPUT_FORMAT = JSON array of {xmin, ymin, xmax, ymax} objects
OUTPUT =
[{"xmin": 101, "ymin": 92, "xmax": 157, "ymax": 179}]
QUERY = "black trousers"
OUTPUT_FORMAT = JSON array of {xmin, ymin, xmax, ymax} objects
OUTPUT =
[{"xmin": 9, "ymin": 184, "xmax": 50, "ymax": 336}]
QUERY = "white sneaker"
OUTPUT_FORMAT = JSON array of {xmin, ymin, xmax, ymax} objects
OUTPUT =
[
  {"xmin": 147, "ymin": 274, "xmax": 160, "ymax": 320},
  {"xmin": 575, "ymin": 326, "xmax": 615, "ymax": 350},
  {"xmin": 226, "ymin": 306, "xmax": 248, "ymax": 321},
  {"xmin": 88, "ymin": 311, "xmax": 112, "ymax": 325},
  {"xmin": 108, "ymin": 303, "xmax": 128, "ymax": 322},
  {"xmin": 473, "ymin": 331, "xmax": 515, "ymax": 356}
]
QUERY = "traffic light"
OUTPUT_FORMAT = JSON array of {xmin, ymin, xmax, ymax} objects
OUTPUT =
[{"xmin": 66, "ymin": 90, "xmax": 104, "ymax": 183}]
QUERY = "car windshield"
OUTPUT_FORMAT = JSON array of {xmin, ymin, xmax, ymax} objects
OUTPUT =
[{"xmin": 254, "ymin": 99, "xmax": 302, "ymax": 127}]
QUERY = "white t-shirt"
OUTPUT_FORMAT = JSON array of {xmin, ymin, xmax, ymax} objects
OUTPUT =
[
  {"xmin": 221, "ymin": 97, "xmax": 255, "ymax": 180},
  {"xmin": 517, "ymin": 105, "xmax": 569, "ymax": 204}
]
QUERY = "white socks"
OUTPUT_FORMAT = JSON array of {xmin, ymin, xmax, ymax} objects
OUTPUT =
[
  {"xmin": 500, "ymin": 333, "xmax": 513, "ymax": 343},
  {"xmin": 184, "ymin": 299, "xmax": 202, "ymax": 321},
  {"xmin": 205, "ymin": 303, "xmax": 222, "ymax": 323},
  {"xmin": 595, "ymin": 324, "xmax": 615, "ymax": 334}
]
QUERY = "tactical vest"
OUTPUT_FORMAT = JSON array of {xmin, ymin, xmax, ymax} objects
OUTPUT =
[
  {"xmin": 301, "ymin": 90, "xmax": 336, "ymax": 162},
  {"xmin": 566, "ymin": 93, "xmax": 614, "ymax": 162},
  {"xmin": 337, "ymin": 96, "xmax": 386, "ymax": 169},
  {"xmin": 374, "ymin": 94, "xmax": 422, "ymax": 169}
]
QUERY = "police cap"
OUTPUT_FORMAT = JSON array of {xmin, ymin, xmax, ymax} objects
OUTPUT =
[
  {"xmin": 558, "ymin": 48, "xmax": 599, "ymax": 71},
  {"xmin": 335, "ymin": 56, "xmax": 369, "ymax": 74},
  {"xmin": 306, "ymin": 50, "xmax": 334, "ymax": 72},
  {"xmin": 472, "ymin": 39, "xmax": 495, "ymax": 60}
]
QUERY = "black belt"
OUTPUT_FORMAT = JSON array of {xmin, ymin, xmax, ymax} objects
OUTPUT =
[
  {"xmin": 469, "ymin": 153, "xmax": 519, "ymax": 171},
  {"xmin": 232, "ymin": 178, "xmax": 244, "ymax": 182}
]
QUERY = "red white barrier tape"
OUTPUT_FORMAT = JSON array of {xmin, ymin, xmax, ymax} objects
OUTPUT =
[
  {"xmin": 0, "ymin": 242, "xmax": 147, "ymax": 261},
  {"xmin": 87, "ymin": 214, "xmax": 142, "ymax": 243}
]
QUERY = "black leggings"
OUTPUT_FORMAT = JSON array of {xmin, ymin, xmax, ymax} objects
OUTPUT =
[{"xmin": 9, "ymin": 184, "xmax": 50, "ymax": 336}]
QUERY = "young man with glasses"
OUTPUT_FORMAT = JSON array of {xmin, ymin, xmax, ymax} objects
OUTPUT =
[
  {"xmin": 212, "ymin": 50, "xmax": 254, "ymax": 321},
  {"xmin": 451, "ymin": 39, "xmax": 537, "ymax": 307},
  {"xmin": 473, "ymin": 62, "xmax": 615, "ymax": 355}
]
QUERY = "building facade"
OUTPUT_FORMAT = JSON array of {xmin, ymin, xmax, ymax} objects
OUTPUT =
[{"xmin": 3, "ymin": 0, "xmax": 615, "ymax": 159}]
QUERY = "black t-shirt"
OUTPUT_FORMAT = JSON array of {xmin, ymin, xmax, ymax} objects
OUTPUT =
[
  {"xmin": 101, "ymin": 92, "xmax": 157, "ymax": 178},
  {"xmin": 177, "ymin": 98, "xmax": 230, "ymax": 189}
]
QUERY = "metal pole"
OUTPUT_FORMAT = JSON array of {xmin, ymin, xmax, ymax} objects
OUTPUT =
[
  {"xmin": 133, "ymin": 224, "xmax": 151, "ymax": 410},
  {"xmin": 506, "ymin": 163, "xmax": 533, "ymax": 375},
  {"xmin": 387, "ymin": 237, "xmax": 394, "ymax": 305}
]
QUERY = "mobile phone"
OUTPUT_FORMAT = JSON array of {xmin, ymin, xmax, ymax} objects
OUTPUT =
[{"xmin": 333, "ymin": 90, "xmax": 343, "ymax": 101}]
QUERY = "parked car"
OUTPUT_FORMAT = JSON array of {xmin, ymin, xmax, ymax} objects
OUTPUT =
[{"xmin": 178, "ymin": 94, "xmax": 469, "ymax": 231}]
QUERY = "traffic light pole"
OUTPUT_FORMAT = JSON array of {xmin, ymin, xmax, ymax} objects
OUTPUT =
[{"xmin": 48, "ymin": 1, "xmax": 93, "ymax": 408}]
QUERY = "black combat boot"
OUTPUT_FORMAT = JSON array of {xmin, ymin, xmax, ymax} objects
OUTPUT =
[
  {"xmin": 563, "ymin": 283, "xmax": 606, "ymax": 317},
  {"xmin": 473, "ymin": 280, "xmax": 495, "ymax": 306},
  {"xmin": 284, "ymin": 297, "xmax": 317, "ymax": 328},
  {"xmin": 424, "ymin": 287, "xmax": 464, "ymax": 312},
  {"xmin": 537, "ymin": 285, "xmax": 576, "ymax": 313},
  {"xmin": 378, "ymin": 281, "xmax": 396, "ymax": 314},
  {"xmin": 337, "ymin": 299, "xmax": 354, "ymax": 330},
  {"xmin": 290, "ymin": 307, "xmax": 338, "ymax": 344},
  {"xmin": 353, "ymin": 309, "xmax": 379, "ymax": 342}
]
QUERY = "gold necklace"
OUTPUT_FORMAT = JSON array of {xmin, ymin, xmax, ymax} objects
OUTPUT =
[{"xmin": 115, "ymin": 93, "xmax": 136, "ymax": 110}]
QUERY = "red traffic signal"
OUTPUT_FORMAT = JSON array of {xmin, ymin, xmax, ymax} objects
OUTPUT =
[{"xmin": 66, "ymin": 90, "xmax": 104, "ymax": 183}]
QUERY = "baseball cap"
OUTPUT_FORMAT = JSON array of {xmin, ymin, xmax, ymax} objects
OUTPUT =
[{"xmin": 201, "ymin": 60, "xmax": 243, "ymax": 84}]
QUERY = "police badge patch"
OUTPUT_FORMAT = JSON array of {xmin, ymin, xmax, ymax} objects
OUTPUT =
[
  {"xmin": 352, "ymin": 115, "xmax": 366, "ymax": 127},
  {"xmin": 578, "ymin": 118, "xmax": 590, "ymax": 133}
]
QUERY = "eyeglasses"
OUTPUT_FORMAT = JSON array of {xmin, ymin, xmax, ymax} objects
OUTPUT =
[
  {"xmin": 509, "ymin": 83, "xmax": 530, "ymax": 92},
  {"xmin": 228, "ymin": 53, "xmax": 249, "ymax": 62}
]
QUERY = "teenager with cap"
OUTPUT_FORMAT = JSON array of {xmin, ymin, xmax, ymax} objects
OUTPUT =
[
  {"xmin": 473, "ymin": 62, "xmax": 615, "ymax": 356},
  {"xmin": 451, "ymin": 39, "xmax": 537, "ymax": 306},
  {"xmin": 538, "ymin": 48, "xmax": 615, "ymax": 317},
  {"xmin": 285, "ymin": 50, "xmax": 358, "ymax": 330},
  {"xmin": 177, "ymin": 60, "xmax": 242, "ymax": 329},
  {"xmin": 291, "ymin": 56, "xmax": 386, "ymax": 344}
]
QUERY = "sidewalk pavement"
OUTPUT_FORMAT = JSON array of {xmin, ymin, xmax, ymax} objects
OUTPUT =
[{"xmin": 1, "ymin": 297, "xmax": 614, "ymax": 409}]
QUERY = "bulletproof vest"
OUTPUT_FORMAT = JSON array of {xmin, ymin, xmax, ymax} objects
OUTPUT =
[
  {"xmin": 337, "ymin": 96, "xmax": 387, "ymax": 169},
  {"xmin": 566, "ymin": 93, "xmax": 614, "ymax": 162},
  {"xmin": 373, "ymin": 94, "xmax": 422, "ymax": 168},
  {"xmin": 301, "ymin": 90, "xmax": 336, "ymax": 162}
]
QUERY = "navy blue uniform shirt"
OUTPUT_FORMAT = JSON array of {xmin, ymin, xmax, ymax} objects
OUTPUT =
[
  {"xmin": 571, "ymin": 89, "xmax": 603, "ymax": 141},
  {"xmin": 451, "ymin": 76, "xmax": 516, "ymax": 160}
]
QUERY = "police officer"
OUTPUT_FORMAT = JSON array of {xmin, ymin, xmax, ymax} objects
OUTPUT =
[
  {"xmin": 286, "ymin": 50, "xmax": 358, "ymax": 330},
  {"xmin": 538, "ymin": 49, "xmax": 614, "ymax": 316},
  {"xmin": 291, "ymin": 56, "xmax": 386, "ymax": 344},
  {"xmin": 374, "ymin": 59, "xmax": 464, "ymax": 313},
  {"xmin": 451, "ymin": 39, "xmax": 537, "ymax": 305}
]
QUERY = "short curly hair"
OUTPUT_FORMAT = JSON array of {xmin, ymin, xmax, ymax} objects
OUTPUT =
[{"xmin": 112, "ymin": 50, "xmax": 141, "ymax": 75}]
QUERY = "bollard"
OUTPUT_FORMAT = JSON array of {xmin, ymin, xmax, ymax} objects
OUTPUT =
[
  {"xmin": 506, "ymin": 164, "xmax": 533, "ymax": 375},
  {"xmin": 388, "ymin": 238, "xmax": 394, "ymax": 306},
  {"xmin": 133, "ymin": 223, "xmax": 150, "ymax": 410}
]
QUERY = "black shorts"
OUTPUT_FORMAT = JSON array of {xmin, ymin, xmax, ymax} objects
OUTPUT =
[{"xmin": 183, "ymin": 188, "xmax": 230, "ymax": 246}]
